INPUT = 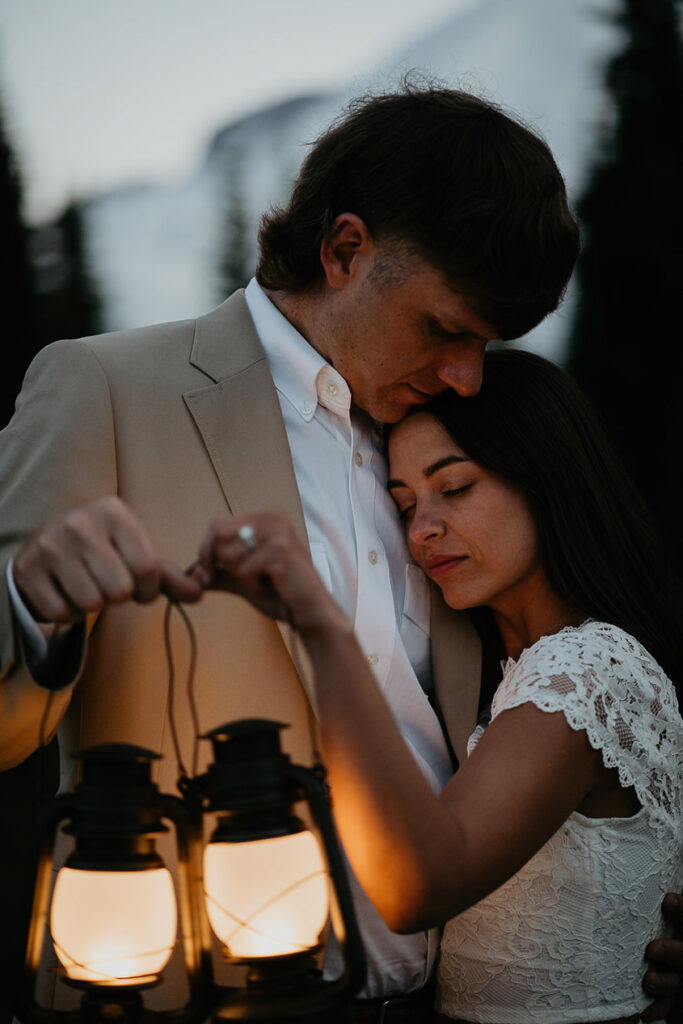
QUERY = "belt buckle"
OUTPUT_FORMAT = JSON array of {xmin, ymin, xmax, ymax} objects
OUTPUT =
[
  {"xmin": 377, "ymin": 1001, "xmax": 390, "ymax": 1024},
  {"xmin": 376, "ymin": 993, "xmax": 422, "ymax": 1024}
]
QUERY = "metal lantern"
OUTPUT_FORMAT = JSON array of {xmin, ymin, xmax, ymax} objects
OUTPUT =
[
  {"xmin": 21, "ymin": 744, "xmax": 211, "ymax": 1024},
  {"xmin": 195, "ymin": 719, "xmax": 366, "ymax": 1023},
  {"xmin": 21, "ymin": 723, "xmax": 366, "ymax": 1024}
]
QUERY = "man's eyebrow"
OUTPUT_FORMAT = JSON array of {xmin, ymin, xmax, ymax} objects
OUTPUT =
[{"xmin": 388, "ymin": 455, "xmax": 471, "ymax": 490}]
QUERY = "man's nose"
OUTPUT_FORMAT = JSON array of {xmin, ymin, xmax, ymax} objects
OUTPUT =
[{"xmin": 435, "ymin": 347, "xmax": 485, "ymax": 397}]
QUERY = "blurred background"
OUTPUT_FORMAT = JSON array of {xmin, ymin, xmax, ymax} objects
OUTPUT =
[
  {"xmin": 0, "ymin": 0, "xmax": 681, "ymax": 1016},
  {"xmin": 3, "ymin": 0, "xmax": 681, "ymax": 556}
]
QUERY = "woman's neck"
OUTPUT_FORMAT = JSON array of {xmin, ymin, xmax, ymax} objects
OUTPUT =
[{"xmin": 490, "ymin": 579, "xmax": 586, "ymax": 660}]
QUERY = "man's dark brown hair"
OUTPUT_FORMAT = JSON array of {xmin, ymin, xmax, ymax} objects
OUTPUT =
[{"xmin": 256, "ymin": 83, "xmax": 579, "ymax": 340}]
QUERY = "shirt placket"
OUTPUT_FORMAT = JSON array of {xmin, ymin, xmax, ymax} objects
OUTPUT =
[{"xmin": 349, "ymin": 419, "xmax": 396, "ymax": 692}]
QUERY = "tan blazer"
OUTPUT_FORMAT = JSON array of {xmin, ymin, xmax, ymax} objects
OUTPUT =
[{"xmin": 0, "ymin": 291, "xmax": 481, "ymax": 1001}]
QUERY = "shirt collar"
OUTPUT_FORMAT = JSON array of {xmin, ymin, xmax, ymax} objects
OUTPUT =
[{"xmin": 244, "ymin": 279, "xmax": 351, "ymax": 421}]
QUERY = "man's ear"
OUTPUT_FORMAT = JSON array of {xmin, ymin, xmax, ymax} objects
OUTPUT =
[{"xmin": 320, "ymin": 213, "xmax": 374, "ymax": 289}]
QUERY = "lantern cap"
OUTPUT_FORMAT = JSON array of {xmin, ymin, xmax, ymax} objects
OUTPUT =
[
  {"xmin": 78, "ymin": 744, "xmax": 162, "ymax": 765},
  {"xmin": 202, "ymin": 720, "xmax": 288, "ymax": 743},
  {"xmin": 202, "ymin": 719, "xmax": 291, "ymax": 774}
]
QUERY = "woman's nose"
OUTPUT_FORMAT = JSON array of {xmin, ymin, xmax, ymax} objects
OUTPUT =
[{"xmin": 408, "ymin": 506, "xmax": 445, "ymax": 545}]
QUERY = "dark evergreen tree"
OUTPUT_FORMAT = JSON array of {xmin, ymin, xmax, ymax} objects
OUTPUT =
[
  {"xmin": 0, "ymin": 99, "xmax": 37, "ymax": 428},
  {"xmin": 567, "ymin": 0, "xmax": 683, "ymax": 572},
  {"xmin": 217, "ymin": 148, "xmax": 254, "ymax": 298},
  {"xmin": 0, "ymin": 108, "xmax": 100, "ymax": 1024},
  {"xmin": 32, "ymin": 200, "xmax": 103, "ymax": 349}
]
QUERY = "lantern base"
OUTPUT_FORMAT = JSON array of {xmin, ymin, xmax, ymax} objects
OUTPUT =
[
  {"xmin": 213, "ymin": 953, "xmax": 352, "ymax": 1022},
  {"xmin": 77, "ymin": 986, "xmax": 146, "ymax": 1024},
  {"xmin": 214, "ymin": 992, "xmax": 352, "ymax": 1023}
]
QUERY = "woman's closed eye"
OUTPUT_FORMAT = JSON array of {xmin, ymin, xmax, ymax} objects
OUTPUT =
[
  {"xmin": 442, "ymin": 484, "xmax": 472, "ymax": 498},
  {"xmin": 397, "ymin": 483, "xmax": 472, "ymax": 521}
]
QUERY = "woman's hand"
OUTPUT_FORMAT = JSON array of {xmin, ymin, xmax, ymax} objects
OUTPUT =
[{"xmin": 196, "ymin": 511, "xmax": 349, "ymax": 636}]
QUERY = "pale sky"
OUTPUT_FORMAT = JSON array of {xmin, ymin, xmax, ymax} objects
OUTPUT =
[{"xmin": 0, "ymin": 0, "xmax": 466, "ymax": 223}]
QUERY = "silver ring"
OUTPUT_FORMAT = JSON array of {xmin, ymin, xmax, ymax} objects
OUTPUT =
[{"xmin": 238, "ymin": 524, "xmax": 258, "ymax": 551}]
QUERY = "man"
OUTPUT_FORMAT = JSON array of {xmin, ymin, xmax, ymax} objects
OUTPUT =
[{"xmin": 1, "ymin": 87, "xmax": 681, "ymax": 1020}]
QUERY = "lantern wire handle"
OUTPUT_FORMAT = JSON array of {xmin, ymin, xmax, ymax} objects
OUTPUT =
[
  {"xmin": 48, "ymin": 932, "xmax": 176, "ymax": 985},
  {"xmin": 38, "ymin": 690, "xmax": 55, "ymax": 754},
  {"xmin": 284, "ymin": 618, "xmax": 324, "ymax": 767},
  {"xmin": 204, "ymin": 867, "xmax": 327, "ymax": 954},
  {"xmin": 163, "ymin": 597, "xmax": 200, "ymax": 781},
  {"xmin": 36, "ymin": 623, "xmax": 63, "ymax": 799},
  {"xmin": 163, "ymin": 571, "xmax": 324, "ymax": 781}
]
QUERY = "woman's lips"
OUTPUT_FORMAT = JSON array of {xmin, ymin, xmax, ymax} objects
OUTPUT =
[{"xmin": 424, "ymin": 555, "xmax": 468, "ymax": 577}]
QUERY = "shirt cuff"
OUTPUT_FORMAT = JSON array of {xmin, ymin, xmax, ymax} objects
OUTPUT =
[
  {"xmin": 6, "ymin": 556, "xmax": 50, "ymax": 662},
  {"xmin": 6, "ymin": 557, "xmax": 84, "ymax": 690}
]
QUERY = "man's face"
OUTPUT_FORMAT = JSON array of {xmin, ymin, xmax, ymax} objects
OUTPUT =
[{"xmin": 319, "ymin": 244, "xmax": 499, "ymax": 423}]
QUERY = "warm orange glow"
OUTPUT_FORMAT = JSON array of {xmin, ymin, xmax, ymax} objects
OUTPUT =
[
  {"xmin": 204, "ymin": 831, "xmax": 329, "ymax": 958},
  {"xmin": 50, "ymin": 867, "xmax": 177, "ymax": 985}
]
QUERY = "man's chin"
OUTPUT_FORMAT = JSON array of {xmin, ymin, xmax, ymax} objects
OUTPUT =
[{"xmin": 370, "ymin": 392, "xmax": 433, "ymax": 424}]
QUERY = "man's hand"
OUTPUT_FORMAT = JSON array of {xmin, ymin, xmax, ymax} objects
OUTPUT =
[
  {"xmin": 642, "ymin": 893, "xmax": 683, "ymax": 1023},
  {"xmin": 12, "ymin": 496, "xmax": 202, "ymax": 623}
]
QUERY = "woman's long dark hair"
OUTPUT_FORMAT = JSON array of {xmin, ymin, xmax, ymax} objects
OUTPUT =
[{"xmin": 424, "ymin": 349, "xmax": 683, "ymax": 704}]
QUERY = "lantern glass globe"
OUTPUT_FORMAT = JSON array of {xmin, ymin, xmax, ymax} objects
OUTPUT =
[
  {"xmin": 50, "ymin": 866, "xmax": 177, "ymax": 986},
  {"xmin": 203, "ymin": 831, "xmax": 329, "ymax": 958}
]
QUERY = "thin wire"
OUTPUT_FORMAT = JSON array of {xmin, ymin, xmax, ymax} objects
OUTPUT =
[
  {"xmin": 36, "ymin": 625, "xmax": 61, "ymax": 801},
  {"xmin": 204, "ymin": 867, "xmax": 328, "ymax": 952},
  {"xmin": 38, "ymin": 689, "xmax": 55, "ymax": 752},
  {"xmin": 163, "ymin": 600, "xmax": 189, "ymax": 780},
  {"xmin": 284, "ymin": 616, "xmax": 324, "ymax": 767},
  {"xmin": 163, "ymin": 571, "xmax": 323, "ymax": 780},
  {"xmin": 176, "ymin": 600, "xmax": 200, "ymax": 777},
  {"xmin": 49, "ymin": 930, "xmax": 177, "ymax": 983}
]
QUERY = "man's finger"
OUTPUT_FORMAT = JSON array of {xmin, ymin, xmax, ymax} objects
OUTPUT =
[
  {"xmin": 663, "ymin": 893, "xmax": 683, "ymax": 932},
  {"xmin": 640, "ymin": 996, "xmax": 672, "ymax": 1022},
  {"xmin": 160, "ymin": 562, "xmax": 204, "ymax": 602},
  {"xmin": 15, "ymin": 573, "xmax": 83, "ymax": 624},
  {"xmin": 646, "ymin": 938, "xmax": 683, "ymax": 972},
  {"xmin": 643, "ymin": 965, "xmax": 682, "ymax": 997}
]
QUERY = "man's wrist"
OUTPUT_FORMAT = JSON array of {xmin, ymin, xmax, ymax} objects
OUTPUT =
[{"xmin": 6, "ymin": 557, "xmax": 84, "ymax": 690}]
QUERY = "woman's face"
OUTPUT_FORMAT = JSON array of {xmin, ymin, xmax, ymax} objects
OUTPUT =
[{"xmin": 388, "ymin": 413, "xmax": 543, "ymax": 615}]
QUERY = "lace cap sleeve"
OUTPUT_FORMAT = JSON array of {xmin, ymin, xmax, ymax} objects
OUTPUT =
[{"xmin": 491, "ymin": 621, "xmax": 683, "ymax": 828}]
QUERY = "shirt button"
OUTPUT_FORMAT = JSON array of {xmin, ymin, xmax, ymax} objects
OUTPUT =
[
  {"xmin": 368, "ymin": 550, "xmax": 378, "ymax": 564},
  {"xmin": 326, "ymin": 381, "xmax": 339, "ymax": 397},
  {"xmin": 354, "ymin": 452, "xmax": 363, "ymax": 467},
  {"xmin": 302, "ymin": 402, "xmax": 313, "ymax": 415},
  {"xmin": 367, "ymin": 653, "xmax": 379, "ymax": 666}
]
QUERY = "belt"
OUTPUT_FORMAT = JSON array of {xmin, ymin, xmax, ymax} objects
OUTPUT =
[{"xmin": 352, "ymin": 980, "xmax": 435, "ymax": 1024}]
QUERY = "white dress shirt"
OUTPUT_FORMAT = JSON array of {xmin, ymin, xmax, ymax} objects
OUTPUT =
[{"xmin": 244, "ymin": 280, "xmax": 453, "ymax": 996}]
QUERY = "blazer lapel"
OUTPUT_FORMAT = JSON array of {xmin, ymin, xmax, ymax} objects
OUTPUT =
[
  {"xmin": 430, "ymin": 586, "xmax": 482, "ymax": 765},
  {"xmin": 183, "ymin": 292, "xmax": 306, "ymax": 538},
  {"xmin": 182, "ymin": 291, "xmax": 316, "ymax": 703}
]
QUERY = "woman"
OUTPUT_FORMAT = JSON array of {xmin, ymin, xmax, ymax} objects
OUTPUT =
[{"xmin": 197, "ymin": 350, "xmax": 683, "ymax": 1023}]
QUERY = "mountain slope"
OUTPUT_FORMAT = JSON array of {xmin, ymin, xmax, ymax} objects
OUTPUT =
[{"xmin": 85, "ymin": 0, "xmax": 622, "ymax": 360}]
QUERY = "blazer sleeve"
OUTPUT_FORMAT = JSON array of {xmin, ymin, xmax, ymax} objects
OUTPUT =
[{"xmin": 0, "ymin": 338, "xmax": 117, "ymax": 769}]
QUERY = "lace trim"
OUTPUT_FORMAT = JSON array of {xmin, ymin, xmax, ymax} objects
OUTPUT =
[{"xmin": 488, "ymin": 621, "xmax": 682, "ymax": 829}]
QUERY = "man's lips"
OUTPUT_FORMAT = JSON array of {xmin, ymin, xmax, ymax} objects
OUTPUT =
[
  {"xmin": 423, "ymin": 554, "xmax": 468, "ymax": 577},
  {"xmin": 405, "ymin": 383, "xmax": 443, "ymax": 402}
]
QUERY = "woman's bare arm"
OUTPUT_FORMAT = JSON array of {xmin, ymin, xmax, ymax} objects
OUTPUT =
[{"xmin": 198, "ymin": 511, "xmax": 604, "ymax": 931}]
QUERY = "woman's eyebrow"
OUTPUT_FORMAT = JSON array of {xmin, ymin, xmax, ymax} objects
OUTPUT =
[
  {"xmin": 388, "ymin": 454, "xmax": 471, "ymax": 490},
  {"xmin": 424, "ymin": 455, "xmax": 471, "ymax": 478}
]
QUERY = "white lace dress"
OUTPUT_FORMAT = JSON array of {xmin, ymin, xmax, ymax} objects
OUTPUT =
[{"xmin": 435, "ymin": 620, "xmax": 683, "ymax": 1023}]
